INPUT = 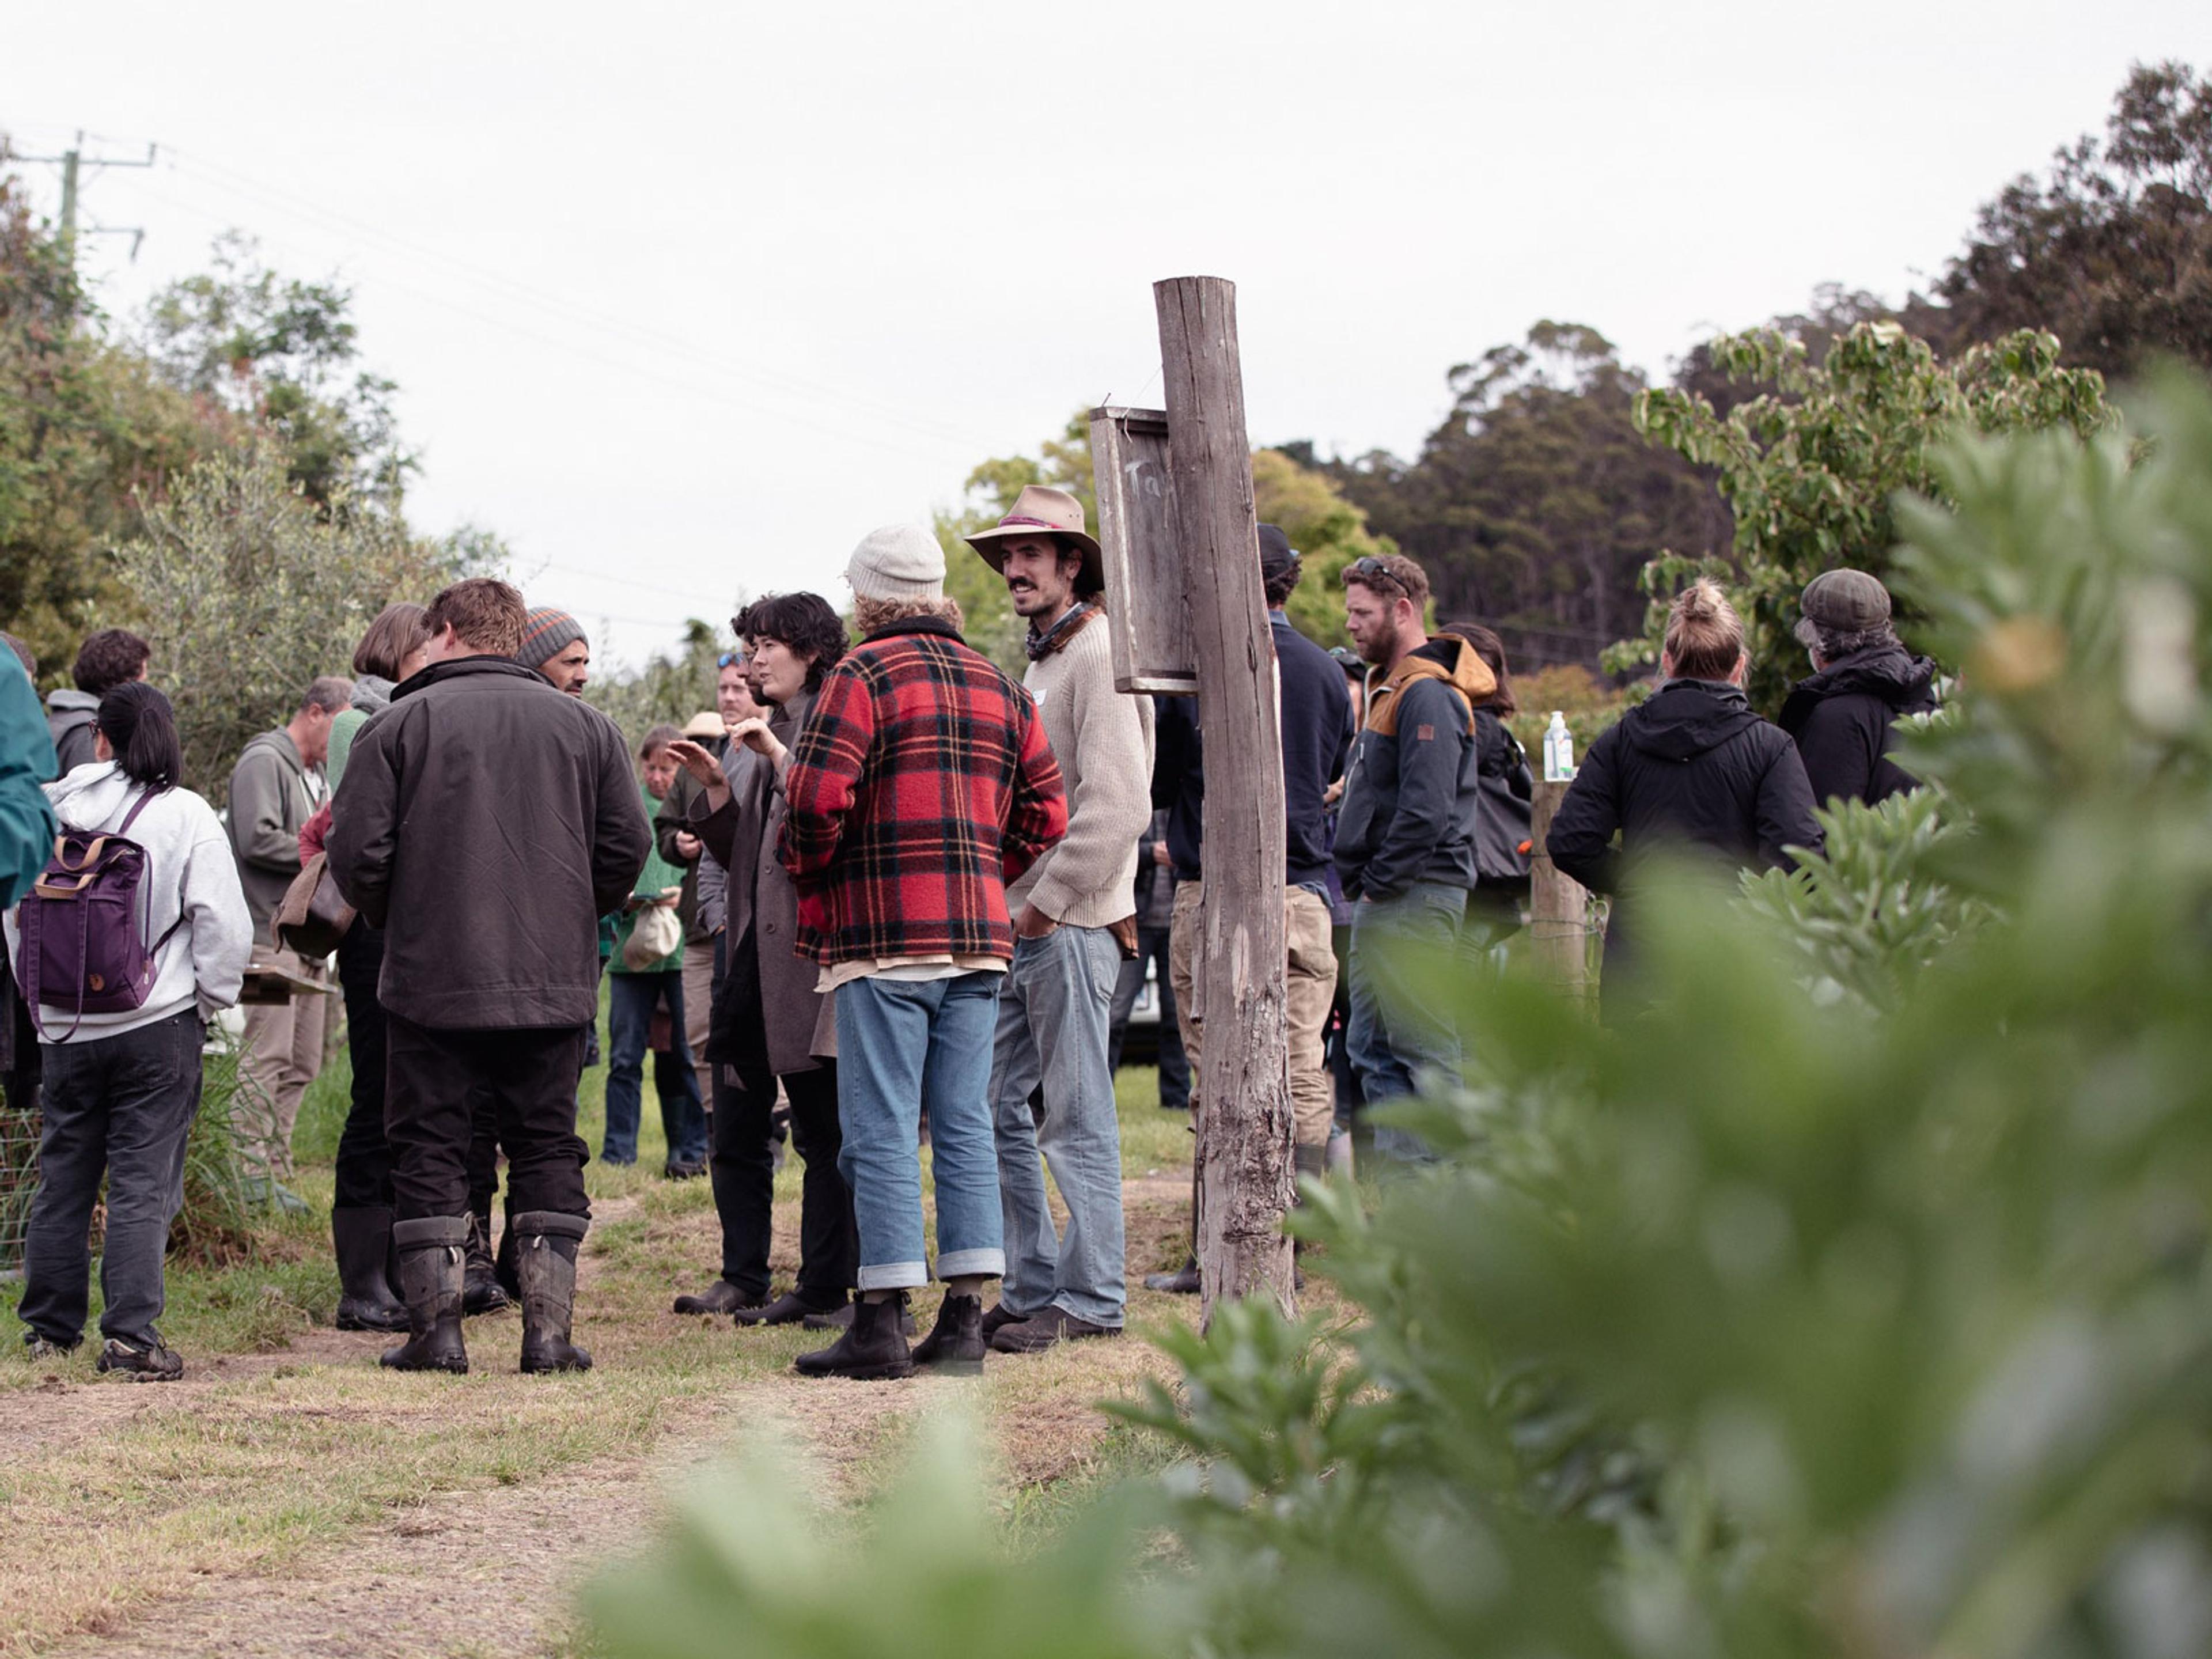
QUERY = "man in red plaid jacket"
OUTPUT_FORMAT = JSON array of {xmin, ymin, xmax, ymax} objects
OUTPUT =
[{"xmin": 777, "ymin": 522, "xmax": 1066, "ymax": 1381}]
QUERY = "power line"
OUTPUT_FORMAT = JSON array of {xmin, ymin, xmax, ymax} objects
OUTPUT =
[
  {"xmin": 111, "ymin": 175, "xmax": 974, "ymax": 468},
  {"xmin": 156, "ymin": 150, "xmax": 984, "ymax": 454}
]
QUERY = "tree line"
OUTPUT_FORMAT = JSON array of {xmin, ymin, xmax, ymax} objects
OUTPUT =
[{"xmin": 3, "ymin": 59, "xmax": 2202, "ymax": 773}]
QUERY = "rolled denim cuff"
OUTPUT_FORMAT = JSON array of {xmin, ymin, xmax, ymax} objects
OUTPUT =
[
  {"xmin": 935, "ymin": 1248, "xmax": 1005, "ymax": 1281},
  {"xmin": 856, "ymin": 1260, "xmax": 928, "ymax": 1291}
]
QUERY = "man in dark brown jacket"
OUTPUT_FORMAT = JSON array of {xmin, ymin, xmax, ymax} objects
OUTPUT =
[{"xmin": 329, "ymin": 578, "xmax": 649, "ymax": 1377}]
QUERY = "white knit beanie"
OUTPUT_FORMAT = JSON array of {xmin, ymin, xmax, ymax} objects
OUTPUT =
[{"xmin": 846, "ymin": 524, "xmax": 945, "ymax": 603}]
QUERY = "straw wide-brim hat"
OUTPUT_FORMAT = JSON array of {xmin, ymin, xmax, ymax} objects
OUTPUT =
[
  {"xmin": 681, "ymin": 710, "xmax": 725, "ymax": 740},
  {"xmin": 964, "ymin": 484, "xmax": 1104, "ymax": 592}
]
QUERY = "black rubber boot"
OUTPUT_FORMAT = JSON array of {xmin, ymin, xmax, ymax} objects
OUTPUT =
[
  {"xmin": 463, "ymin": 1209, "xmax": 512, "ymax": 1315},
  {"xmin": 911, "ymin": 1293, "xmax": 985, "ymax": 1375},
  {"xmin": 514, "ymin": 1211, "xmax": 593, "ymax": 1374},
  {"xmin": 794, "ymin": 1293, "xmax": 914, "ymax": 1381},
  {"xmin": 333, "ymin": 1206, "xmax": 409, "ymax": 1332},
  {"xmin": 381, "ymin": 1215, "xmax": 470, "ymax": 1374}
]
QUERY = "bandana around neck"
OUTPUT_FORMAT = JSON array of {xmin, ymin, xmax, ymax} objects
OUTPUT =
[{"xmin": 1025, "ymin": 601, "xmax": 1098, "ymax": 662}]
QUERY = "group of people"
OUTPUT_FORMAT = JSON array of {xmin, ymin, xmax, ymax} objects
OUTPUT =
[{"xmin": 0, "ymin": 480, "xmax": 1937, "ymax": 1384}]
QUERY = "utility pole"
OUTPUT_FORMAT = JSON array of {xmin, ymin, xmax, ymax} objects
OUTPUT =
[{"xmin": 17, "ymin": 132, "xmax": 157, "ymax": 270}]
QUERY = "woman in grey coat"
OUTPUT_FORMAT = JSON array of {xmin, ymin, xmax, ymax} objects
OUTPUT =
[{"xmin": 667, "ymin": 593, "xmax": 858, "ymax": 1325}]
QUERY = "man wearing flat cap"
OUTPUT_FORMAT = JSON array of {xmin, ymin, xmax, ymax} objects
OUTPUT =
[
  {"xmin": 1779, "ymin": 569, "xmax": 1940, "ymax": 808},
  {"xmin": 967, "ymin": 485, "xmax": 1155, "ymax": 1354}
]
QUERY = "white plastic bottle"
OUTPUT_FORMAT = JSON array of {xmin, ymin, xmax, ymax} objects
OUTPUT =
[{"xmin": 1542, "ymin": 711, "xmax": 1575, "ymax": 782}]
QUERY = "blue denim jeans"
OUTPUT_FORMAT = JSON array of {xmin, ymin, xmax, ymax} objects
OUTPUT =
[
  {"xmin": 989, "ymin": 924, "xmax": 1127, "ymax": 1327},
  {"xmin": 18, "ymin": 1010, "xmax": 203, "ymax": 1350},
  {"xmin": 1347, "ymin": 881, "xmax": 1465, "ymax": 1150},
  {"xmin": 834, "ymin": 971, "xmax": 1005, "ymax": 1291},
  {"xmin": 603, "ymin": 969, "xmax": 706, "ymax": 1166}
]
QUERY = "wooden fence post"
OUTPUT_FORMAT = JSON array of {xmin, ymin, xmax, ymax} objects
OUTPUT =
[
  {"xmin": 1153, "ymin": 275, "xmax": 1295, "ymax": 1321},
  {"xmin": 1527, "ymin": 779, "xmax": 1593, "ymax": 1005}
]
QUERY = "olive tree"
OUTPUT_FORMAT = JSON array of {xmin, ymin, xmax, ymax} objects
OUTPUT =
[{"xmin": 115, "ymin": 440, "xmax": 457, "ymax": 792}]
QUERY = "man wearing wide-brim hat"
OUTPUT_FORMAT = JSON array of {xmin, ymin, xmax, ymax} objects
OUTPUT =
[{"xmin": 964, "ymin": 485, "xmax": 1156, "ymax": 1354}]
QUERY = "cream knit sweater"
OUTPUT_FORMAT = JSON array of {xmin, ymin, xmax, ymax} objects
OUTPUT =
[{"xmin": 1007, "ymin": 613, "xmax": 1156, "ymax": 927}]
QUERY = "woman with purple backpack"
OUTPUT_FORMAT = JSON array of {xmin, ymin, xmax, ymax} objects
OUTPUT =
[{"xmin": 5, "ymin": 683, "xmax": 253, "ymax": 1381}]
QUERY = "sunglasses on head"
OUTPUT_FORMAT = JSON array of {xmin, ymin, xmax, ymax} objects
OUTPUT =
[
  {"xmin": 1347, "ymin": 555, "xmax": 1407, "ymax": 597},
  {"xmin": 717, "ymin": 651, "xmax": 745, "ymax": 668}
]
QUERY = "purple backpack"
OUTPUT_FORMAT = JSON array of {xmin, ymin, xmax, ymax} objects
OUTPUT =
[{"xmin": 16, "ymin": 788, "xmax": 181, "ymax": 1040}]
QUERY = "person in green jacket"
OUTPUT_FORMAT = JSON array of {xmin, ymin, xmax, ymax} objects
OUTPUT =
[
  {"xmin": 0, "ymin": 640, "xmax": 58, "ymax": 907},
  {"xmin": 602, "ymin": 725, "xmax": 707, "ymax": 1175}
]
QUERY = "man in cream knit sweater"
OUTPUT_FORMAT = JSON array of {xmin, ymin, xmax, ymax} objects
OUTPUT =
[{"xmin": 968, "ymin": 486, "xmax": 1155, "ymax": 1352}]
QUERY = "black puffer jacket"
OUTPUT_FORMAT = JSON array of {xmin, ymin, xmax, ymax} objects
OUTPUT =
[
  {"xmin": 1777, "ymin": 643, "xmax": 1939, "ymax": 808},
  {"xmin": 328, "ymin": 655, "xmax": 650, "ymax": 1030},
  {"xmin": 1548, "ymin": 679, "xmax": 1822, "ymax": 1011}
]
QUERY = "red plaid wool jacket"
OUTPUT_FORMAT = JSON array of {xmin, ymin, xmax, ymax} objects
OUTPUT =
[{"xmin": 778, "ymin": 616, "xmax": 1067, "ymax": 966}]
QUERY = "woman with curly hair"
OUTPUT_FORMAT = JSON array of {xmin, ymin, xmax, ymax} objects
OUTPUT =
[{"xmin": 666, "ymin": 592, "xmax": 869, "ymax": 1329}]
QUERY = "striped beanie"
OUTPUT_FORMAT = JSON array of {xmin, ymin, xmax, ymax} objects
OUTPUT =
[{"xmin": 517, "ymin": 607, "xmax": 588, "ymax": 669}]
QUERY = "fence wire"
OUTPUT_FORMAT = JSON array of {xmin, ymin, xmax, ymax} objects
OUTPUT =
[{"xmin": 0, "ymin": 1080, "xmax": 36, "ymax": 1276}]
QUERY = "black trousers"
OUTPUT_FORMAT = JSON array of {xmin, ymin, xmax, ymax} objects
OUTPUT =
[
  {"xmin": 385, "ymin": 1017, "xmax": 589, "ymax": 1222},
  {"xmin": 20, "ymin": 1011, "xmax": 203, "ymax": 1349},
  {"xmin": 707, "ymin": 928, "xmax": 855, "ymax": 1305},
  {"xmin": 331, "ymin": 921, "xmax": 393, "ymax": 1212}
]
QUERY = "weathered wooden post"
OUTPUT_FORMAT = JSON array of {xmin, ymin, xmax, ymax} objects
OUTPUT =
[
  {"xmin": 1088, "ymin": 278, "xmax": 1295, "ymax": 1323},
  {"xmin": 1154, "ymin": 277, "xmax": 1295, "ymax": 1319},
  {"xmin": 1527, "ymin": 779, "xmax": 1593, "ymax": 1005}
]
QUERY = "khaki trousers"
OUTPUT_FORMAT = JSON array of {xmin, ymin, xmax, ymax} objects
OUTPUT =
[
  {"xmin": 683, "ymin": 935, "xmax": 718, "ymax": 1115},
  {"xmin": 237, "ymin": 947, "xmax": 329, "ymax": 1184},
  {"xmin": 1168, "ymin": 881, "xmax": 1338, "ymax": 1148}
]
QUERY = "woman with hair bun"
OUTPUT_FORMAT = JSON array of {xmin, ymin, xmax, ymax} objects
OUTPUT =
[
  {"xmin": 6, "ymin": 682, "xmax": 253, "ymax": 1380},
  {"xmin": 1546, "ymin": 581, "xmax": 1823, "ymax": 1020}
]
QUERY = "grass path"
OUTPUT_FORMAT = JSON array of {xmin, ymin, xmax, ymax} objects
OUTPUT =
[{"xmin": 0, "ymin": 1048, "xmax": 1202, "ymax": 1658}]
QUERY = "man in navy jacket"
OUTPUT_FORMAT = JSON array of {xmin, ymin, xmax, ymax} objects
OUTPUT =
[{"xmin": 1150, "ymin": 527, "xmax": 1355, "ymax": 1292}]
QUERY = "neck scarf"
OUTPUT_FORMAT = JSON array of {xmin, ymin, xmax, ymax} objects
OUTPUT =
[{"xmin": 1025, "ymin": 601, "xmax": 1098, "ymax": 662}]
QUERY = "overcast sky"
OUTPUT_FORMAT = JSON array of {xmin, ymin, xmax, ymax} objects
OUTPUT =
[{"xmin": 6, "ymin": 1, "xmax": 2206, "ymax": 668}]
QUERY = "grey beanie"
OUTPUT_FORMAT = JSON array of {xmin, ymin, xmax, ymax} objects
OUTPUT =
[
  {"xmin": 846, "ymin": 524, "xmax": 945, "ymax": 603},
  {"xmin": 517, "ymin": 606, "xmax": 588, "ymax": 670}
]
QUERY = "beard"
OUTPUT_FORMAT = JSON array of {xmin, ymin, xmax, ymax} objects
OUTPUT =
[{"xmin": 1355, "ymin": 630, "xmax": 1394, "ymax": 666}]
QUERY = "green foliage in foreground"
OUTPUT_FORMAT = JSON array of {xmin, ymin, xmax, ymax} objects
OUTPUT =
[{"xmin": 592, "ymin": 373, "xmax": 2212, "ymax": 1658}]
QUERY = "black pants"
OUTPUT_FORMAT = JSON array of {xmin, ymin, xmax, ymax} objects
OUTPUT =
[
  {"xmin": 385, "ymin": 1017, "xmax": 589, "ymax": 1222},
  {"xmin": 20, "ymin": 1011, "xmax": 203, "ymax": 1349},
  {"xmin": 1105, "ymin": 921, "xmax": 1190, "ymax": 1109},
  {"xmin": 465, "ymin": 1084, "xmax": 502, "ymax": 1218},
  {"xmin": 707, "ymin": 928, "xmax": 855, "ymax": 1305},
  {"xmin": 331, "ymin": 921, "xmax": 394, "ymax": 1211}
]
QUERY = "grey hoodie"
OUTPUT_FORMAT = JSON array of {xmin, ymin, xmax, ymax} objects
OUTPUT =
[
  {"xmin": 3, "ymin": 764, "xmax": 253, "ymax": 1042},
  {"xmin": 45, "ymin": 689, "xmax": 100, "ymax": 777},
  {"xmin": 227, "ymin": 729, "xmax": 317, "ymax": 941}
]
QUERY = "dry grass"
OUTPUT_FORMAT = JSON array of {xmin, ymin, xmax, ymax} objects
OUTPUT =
[{"xmin": 0, "ymin": 1070, "xmax": 1208, "ymax": 1658}]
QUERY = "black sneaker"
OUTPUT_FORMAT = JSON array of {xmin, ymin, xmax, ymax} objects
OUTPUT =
[
  {"xmin": 1142, "ymin": 1260, "xmax": 1201, "ymax": 1295},
  {"xmin": 988, "ymin": 1309, "xmax": 1120, "ymax": 1355},
  {"xmin": 23, "ymin": 1334, "xmax": 78, "ymax": 1359},
  {"xmin": 96, "ymin": 1336, "xmax": 184, "ymax": 1382}
]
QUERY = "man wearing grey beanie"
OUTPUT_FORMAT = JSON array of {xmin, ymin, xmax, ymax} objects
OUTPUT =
[{"xmin": 518, "ymin": 608, "xmax": 591, "ymax": 696}]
